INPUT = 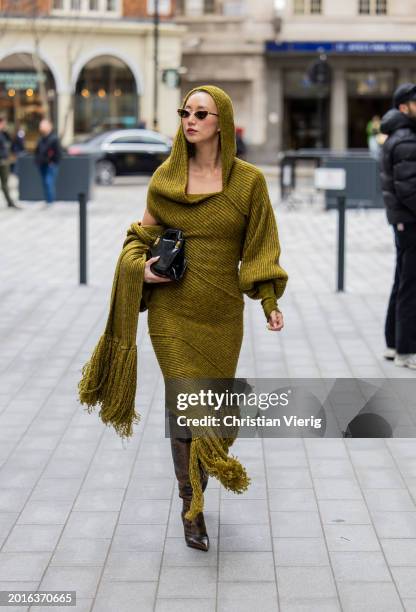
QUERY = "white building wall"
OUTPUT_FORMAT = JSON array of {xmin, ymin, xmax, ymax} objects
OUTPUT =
[{"xmin": 0, "ymin": 18, "xmax": 185, "ymax": 145}]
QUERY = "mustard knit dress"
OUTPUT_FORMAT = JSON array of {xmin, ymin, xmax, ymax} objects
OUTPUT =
[{"xmin": 145, "ymin": 85, "xmax": 288, "ymax": 384}]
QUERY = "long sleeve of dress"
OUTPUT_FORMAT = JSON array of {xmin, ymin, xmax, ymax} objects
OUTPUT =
[{"xmin": 238, "ymin": 171, "xmax": 288, "ymax": 320}]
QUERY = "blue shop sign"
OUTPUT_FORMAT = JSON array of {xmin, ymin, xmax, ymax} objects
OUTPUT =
[{"xmin": 266, "ymin": 41, "xmax": 416, "ymax": 54}]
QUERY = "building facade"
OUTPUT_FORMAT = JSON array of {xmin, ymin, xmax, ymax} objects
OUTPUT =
[
  {"xmin": 0, "ymin": 0, "xmax": 185, "ymax": 147},
  {"xmin": 266, "ymin": 0, "xmax": 416, "ymax": 158},
  {"xmin": 2, "ymin": 0, "xmax": 413, "ymax": 160},
  {"xmin": 174, "ymin": 0, "xmax": 279, "ymax": 158}
]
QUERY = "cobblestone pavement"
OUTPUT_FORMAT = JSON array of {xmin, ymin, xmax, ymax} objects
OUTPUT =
[{"xmin": 0, "ymin": 172, "xmax": 415, "ymax": 612}]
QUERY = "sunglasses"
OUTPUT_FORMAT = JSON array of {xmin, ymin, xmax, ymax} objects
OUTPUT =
[{"xmin": 177, "ymin": 108, "xmax": 219, "ymax": 120}]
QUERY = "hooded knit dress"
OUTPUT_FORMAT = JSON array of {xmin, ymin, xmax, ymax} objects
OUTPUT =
[
  {"xmin": 78, "ymin": 85, "xmax": 288, "ymax": 521},
  {"xmin": 142, "ymin": 85, "xmax": 288, "ymax": 517}
]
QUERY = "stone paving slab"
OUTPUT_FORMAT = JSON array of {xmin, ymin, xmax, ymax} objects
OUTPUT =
[{"xmin": 0, "ymin": 175, "xmax": 415, "ymax": 611}]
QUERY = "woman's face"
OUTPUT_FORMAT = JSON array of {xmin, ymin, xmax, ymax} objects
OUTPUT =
[{"xmin": 181, "ymin": 91, "xmax": 220, "ymax": 146}]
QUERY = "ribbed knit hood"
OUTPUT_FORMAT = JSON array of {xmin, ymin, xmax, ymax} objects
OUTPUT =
[{"xmin": 148, "ymin": 84, "xmax": 237, "ymax": 205}]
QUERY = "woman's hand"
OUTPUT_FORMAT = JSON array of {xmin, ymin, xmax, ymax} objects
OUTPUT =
[
  {"xmin": 144, "ymin": 256, "xmax": 173, "ymax": 284},
  {"xmin": 267, "ymin": 310, "xmax": 284, "ymax": 331}
]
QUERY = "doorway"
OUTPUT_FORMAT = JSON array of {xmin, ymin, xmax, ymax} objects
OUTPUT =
[
  {"xmin": 348, "ymin": 97, "xmax": 392, "ymax": 148},
  {"xmin": 283, "ymin": 97, "xmax": 330, "ymax": 150}
]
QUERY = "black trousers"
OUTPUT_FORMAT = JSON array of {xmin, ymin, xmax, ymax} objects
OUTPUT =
[
  {"xmin": 385, "ymin": 222, "xmax": 416, "ymax": 354},
  {"xmin": 0, "ymin": 163, "xmax": 14, "ymax": 207}
]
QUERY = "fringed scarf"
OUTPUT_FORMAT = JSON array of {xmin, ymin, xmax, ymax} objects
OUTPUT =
[{"xmin": 77, "ymin": 222, "xmax": 250, "ymax": 520}]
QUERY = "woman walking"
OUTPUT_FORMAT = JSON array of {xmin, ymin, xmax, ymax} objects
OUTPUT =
[
  {"xmin": 79, "ymin": 84, "xmax": 287, "ymax": 553},
  {"xmin": 141, "ymin": 84, "xmax": 288, "ymax": 551}
]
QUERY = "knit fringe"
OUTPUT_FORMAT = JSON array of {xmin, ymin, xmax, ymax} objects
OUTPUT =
[
  {"xmin": 78, "ymin": 333, "xmax": 140, "ymax": 439},
  {"xmin": 184, "ymin": 435, "xmax": 251, "ymax": 521}
]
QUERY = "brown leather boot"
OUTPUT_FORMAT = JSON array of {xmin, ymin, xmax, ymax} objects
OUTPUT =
[{"xmin": 169, "ymin": 434, "xmax": 210, "ymax": 551}]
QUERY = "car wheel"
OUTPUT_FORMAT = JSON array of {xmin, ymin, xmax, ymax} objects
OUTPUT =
[{"xmin": 96, "ymin": 160, "xmax": 116, "ymax": 185}]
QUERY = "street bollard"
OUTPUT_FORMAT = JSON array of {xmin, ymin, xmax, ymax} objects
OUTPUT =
[
  {"xmin": 79, "ymin": 192, "xmax": 87, "ymax": 285},
  {"xmin": 337, "ymin": 195, "xmax": 346, "ymax": 292},
  {"xmin": 314, "ymin": 167, "xmax": 347, "ymax": 292}
]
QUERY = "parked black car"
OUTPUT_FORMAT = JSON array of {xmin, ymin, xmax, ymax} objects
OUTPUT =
[{"xmin": 67, "ymin": 129, "xmax": 172, "ymax": 185}]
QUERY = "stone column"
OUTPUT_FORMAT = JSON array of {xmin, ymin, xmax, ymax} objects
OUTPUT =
[
  {"xmin": 263, "ymin": 63, "xmax": 283, "ymax": 159},
  {"xmin": 57, "ymin": 90, "xmax": 74, "ymax": 147},
  {"xmin": 251, "ymin": 54, "xmax": 267, "ymax": 146},
  {"xmin": 330, "ymin": 68, "xmax": 347, "ymax": 151}
]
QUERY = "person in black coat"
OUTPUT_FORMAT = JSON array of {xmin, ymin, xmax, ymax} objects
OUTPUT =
[
  {"xmin": 379, "ymin": 83, "xmax": 416, "ymax": 369},
  {"xmin": 34, "ymin": 118, "xmax": 61, "ymax": 206},
  {"xmin": 0, "ymin": 116, "xmax": 18, "ymax": 208},
  {"xmin": 10, "ymin": 125, "xmax": 26, "ymax": 175}
]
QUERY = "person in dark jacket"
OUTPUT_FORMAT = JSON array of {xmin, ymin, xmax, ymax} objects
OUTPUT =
[
  {"xmin": 379, "ymin": 83, "xmax": 416, "ymax": 369},
  {"xmin": 35, "ymin": 118, "xmax": 61, "ymax": 206},
  {"xmin": 0, "ymin": 116, "xmax": 18, "ymax": 208},
  {"xmin": 10, "ymin": 125, "xmax": 26, "ymax": 175},
  {"xmin": 235, "ymin": 126, "xmax": 247, "ymax": 160}
]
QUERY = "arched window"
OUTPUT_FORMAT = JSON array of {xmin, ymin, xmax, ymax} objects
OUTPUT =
[
  {"xmin": 0, "ymin": 53, "xmax": 57, "ymax": 149},
  {"xmin": 74, "ymin": 55, "xmax": 138, "ymax": 138}
]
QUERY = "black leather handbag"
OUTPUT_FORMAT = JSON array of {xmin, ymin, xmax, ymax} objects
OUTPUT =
[{"xmin": 149, "ymin": 228, "xmax": 187, "ymax": 280}]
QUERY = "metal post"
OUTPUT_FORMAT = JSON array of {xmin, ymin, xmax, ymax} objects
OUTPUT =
[
  {"xmin": 79, "ymin": 192, "xmax": 87, "ymax": 285},
  {"xmin": 317, "ymin": 93, "xmax": 324, "ymax": 149},
  {"xmin": 153, "ymin": 0, "xmax": 159, "ymax": 131},
  {"xmin": 337, "ymin": 194, "xmax": 346, "ymax": 291}
]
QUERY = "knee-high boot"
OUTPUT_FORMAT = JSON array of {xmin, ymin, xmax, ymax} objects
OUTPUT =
[{"xmin": 169, "ymin": 433, "xmax": 210, "ymax": 552}]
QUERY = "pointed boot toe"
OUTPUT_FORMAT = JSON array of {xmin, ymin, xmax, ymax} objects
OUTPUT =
[
  {"xmin": 181, "ymin": 510, "xmax": 210, "ymax": 552},
  {"xmin": 185, "ymin": 532, "xmax": 209, "ymax": 551}
]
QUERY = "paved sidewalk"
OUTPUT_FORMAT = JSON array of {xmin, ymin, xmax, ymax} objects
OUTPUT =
[{"xmin": 0, "ymin": 176, "xmax": 416, "ymax": 612}]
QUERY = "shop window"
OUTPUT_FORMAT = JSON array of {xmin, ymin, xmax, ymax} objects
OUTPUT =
[
  {"xmin": 347, "ymin": 71, "xmax": 395, "ymax": 96},
  {"xmin": 284, "ymin": 70, "xmax": 330, "ymax": 98},
  {"xmin": 0, "ymin": 53, "xmax": 57, "ymax": 151},
  {"xmin": 74, "ymin": 55, "xmax": 138, "ymax": 138},
  {"xmin": 294, "ymin": 0, "xmax": 321, "ymax": 14},
  {"xmin": 359, "ymin": 0, "xmax": 387, "ymax": 14}
]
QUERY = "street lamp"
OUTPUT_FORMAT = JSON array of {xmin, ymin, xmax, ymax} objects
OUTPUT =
[{"xmin": 153, "ymin": 0, "xmax": 159, "ymax": 131}]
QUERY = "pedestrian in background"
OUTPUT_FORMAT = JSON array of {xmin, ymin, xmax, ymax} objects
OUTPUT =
[
  {"xmin": 11, "ymin": 125, "xmax": 26, "ymax": 174},
  {"xmin": 35, "ymin": 118, "xmax": 61, "ymax": 207},
  {"xmin": 380, "ymin": 83, "xmax": 416, "ymax": 370},
  {"xmin": 235, "ymin": 126, "xmax": 247, "ymax": 159},
  {"xmin": 367, "ymin": 114, "xmax": 381, "ymax": 157},
  {"xmin": 0, "ymin": 115, "xmax": 18, "ymax": 209}
]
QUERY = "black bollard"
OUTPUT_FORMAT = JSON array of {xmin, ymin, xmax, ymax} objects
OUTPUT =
[
  {"xmin": 79, "ymin": 192, "xmax": 87, "ymax": 285},
  {"xmin": 337, "ymin": 195, "xmax": 346, "ymax": 291}
]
